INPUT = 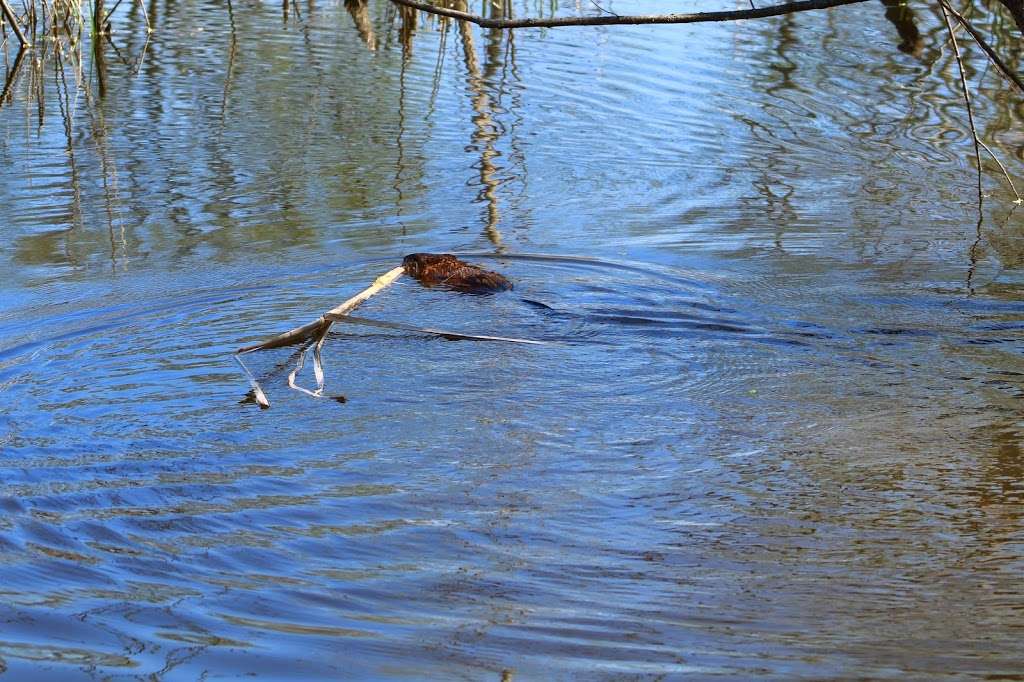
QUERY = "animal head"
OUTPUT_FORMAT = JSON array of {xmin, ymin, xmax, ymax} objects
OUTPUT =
[
  {"xmin": 401, "ymin": 253, "xmax": 513, "ymax": 292},
  {"xmin": 402, "ymin": 253, "xmax": 458, "ymax": 279}
]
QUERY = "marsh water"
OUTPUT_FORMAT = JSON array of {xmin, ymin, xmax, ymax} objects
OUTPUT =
[{"xmin": 1, "ymin": 0, "xmax": 1023, "ymax": 678}]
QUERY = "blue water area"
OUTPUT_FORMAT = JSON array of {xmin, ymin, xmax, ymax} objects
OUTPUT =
[{"xmin": 0, "ymin": 0, "xmax": 1022, "ymax": 678}]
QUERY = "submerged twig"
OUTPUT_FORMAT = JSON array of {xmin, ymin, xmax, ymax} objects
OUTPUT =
[
  {"xmin": 286, "ymin": 341, "xmax": 322, "ymax": 399},
  {"xmin": 235, "ymin": 354, "xmax": 271, "ymax": 408},
  {"xmin": 326, "ymin": 313, "xmax": 550, "ymax": 344}
]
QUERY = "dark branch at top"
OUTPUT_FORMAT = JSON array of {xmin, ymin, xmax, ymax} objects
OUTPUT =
[
  {"xmin": 995, "ymin": 0, "xmax": 1024, "ymax": 36},
  {"xmin": 389, "ymin": 0, "xmax": 873, "ymax": 29}
]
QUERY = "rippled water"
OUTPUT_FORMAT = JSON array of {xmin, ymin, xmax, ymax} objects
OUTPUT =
[{"xmin": 1, "ymin": 0, "xmax": 1023, "ymax": 678}]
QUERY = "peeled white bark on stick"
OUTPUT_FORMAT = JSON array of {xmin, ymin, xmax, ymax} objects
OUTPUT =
[
  {"xmin": 235, "ymin": 265, "xmax": 406, "ymax": 408},
  {"xmin": 236, "ymin": 266, "xmax": 407, "ymax": 354}
]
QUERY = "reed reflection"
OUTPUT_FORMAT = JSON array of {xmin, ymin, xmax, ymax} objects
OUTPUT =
[
  {"xmin": 0, "ymin": 48, "xmax": 26, "ymax": 109},
  {"xmin": 222, "ymin": 0, "xmax": 237, "ymax": 119},
  {"xmin": 93, "ymin": 21, "xmax": 108, "ymax": 98},
  {"xmin": 979, "ymin": 424, "xmax": 1024, "ymax": 508},
  {"xmin": 399, "ymin": 1, "xmax": 417, "ymax": 53},
  {"xmin": 736, "ymin": 13, "xmax": 800, "ymax": 248},
  {"xmin": 54, "ymin": 46, "xmax": 85, "ymax": 234},
  {"xmin": 393, "ymin": 8, "xmax": 413, "ymax": 225},
  {"xmin": 85, "ymin": 69, "xmax": 129, "ymax": 270},
  {"xmin": 880, "ymin": 0, "xmax": 923, "ymax": 55},
  {"xmin": 345, "ymin": 0, "xmax": 378, "ymax": 51},
  {"xmin": 440, "ymin": 0, "xmax": 521, "ymax": 247}
]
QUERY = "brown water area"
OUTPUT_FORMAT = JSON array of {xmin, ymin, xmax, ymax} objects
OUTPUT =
[{"xmin": 0, "ymin": 0, "xmax": 1023, "ymax": 678}]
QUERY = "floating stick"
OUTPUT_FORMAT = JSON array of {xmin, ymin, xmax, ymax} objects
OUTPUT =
[{"xmin": 233, "ymin": 261, "xmax": 547, "ymax": 407}]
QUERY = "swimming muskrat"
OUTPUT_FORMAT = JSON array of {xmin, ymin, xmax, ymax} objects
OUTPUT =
[{"xmin": 402, "ymin": 253, "xmax": 513, "ymax": 292}]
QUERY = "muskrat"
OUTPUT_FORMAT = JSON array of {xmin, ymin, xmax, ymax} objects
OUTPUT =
[{"xmin": 402, "ymin": 253, "xmax": 513, "ymax": 292}]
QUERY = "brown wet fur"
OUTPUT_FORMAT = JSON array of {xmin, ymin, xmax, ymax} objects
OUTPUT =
[{"xmin": 402, "ymin": 253, "xmax": 512, "ymax": 292}]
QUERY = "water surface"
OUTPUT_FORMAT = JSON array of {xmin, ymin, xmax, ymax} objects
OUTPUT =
[{"xmin": 1, "ymin": 0, "xmax": 1023, "ymax": 678}]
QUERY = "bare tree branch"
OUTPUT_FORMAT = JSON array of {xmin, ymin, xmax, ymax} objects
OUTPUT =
[
  {"xmin": 940, "ymin": 0, "xmax": 1024, "ymax": 94},
  {"xmin": 235, "ymin": 265, "xmax": 406, "ymax": 408},
  {"xmin": 389, "ymin": 0, "xmax": 873, "ymax": 29}
]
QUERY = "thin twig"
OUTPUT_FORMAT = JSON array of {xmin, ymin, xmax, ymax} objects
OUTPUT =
[
  {"xmin": 977, "ymin": 137, "xmax": 1022, "ymax": 201},
  {"xmin": 586, "ymin": 0, "xmax": 618, "ymax": 18},
  {"xmin": 326, "ymin": 313, "xmax": 550, "ymax": 344},
  {"xmin": 137, "ymin": 0, "xmax": 150, "ymax": 32},
  {"xmin": 389, "ymin": 0, "xmax": 871, "ymax": 29},
  {"xmin": 940, "ymin": 0, "xmax": 1024, "ymax": 94},
  {"xmin": 286, "ymin": 341, "xmax": 322, "ymax": 398},
  {"xmin": 941, "ymin": 1, "xmax": 983, "ymax": 202},
  {"xmin": 966, "ymin": 189, "xmax": 984, "ymax": 294},
  {"xmin": 235, "ymin": 354, "xmax": 271, "ymax": 408},
  {"xmin": 940, "ymin": 1, "xmax": 1021, "ymax": 203},
  {"xmin": 100, "ymin": 0, "xmax": 123, "ymax": 25}
]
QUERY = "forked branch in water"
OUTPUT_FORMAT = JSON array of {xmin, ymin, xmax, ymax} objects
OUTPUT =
[{"xmin": 939, "ymin": 0, "xmax": 1024, "ymax": 94}]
